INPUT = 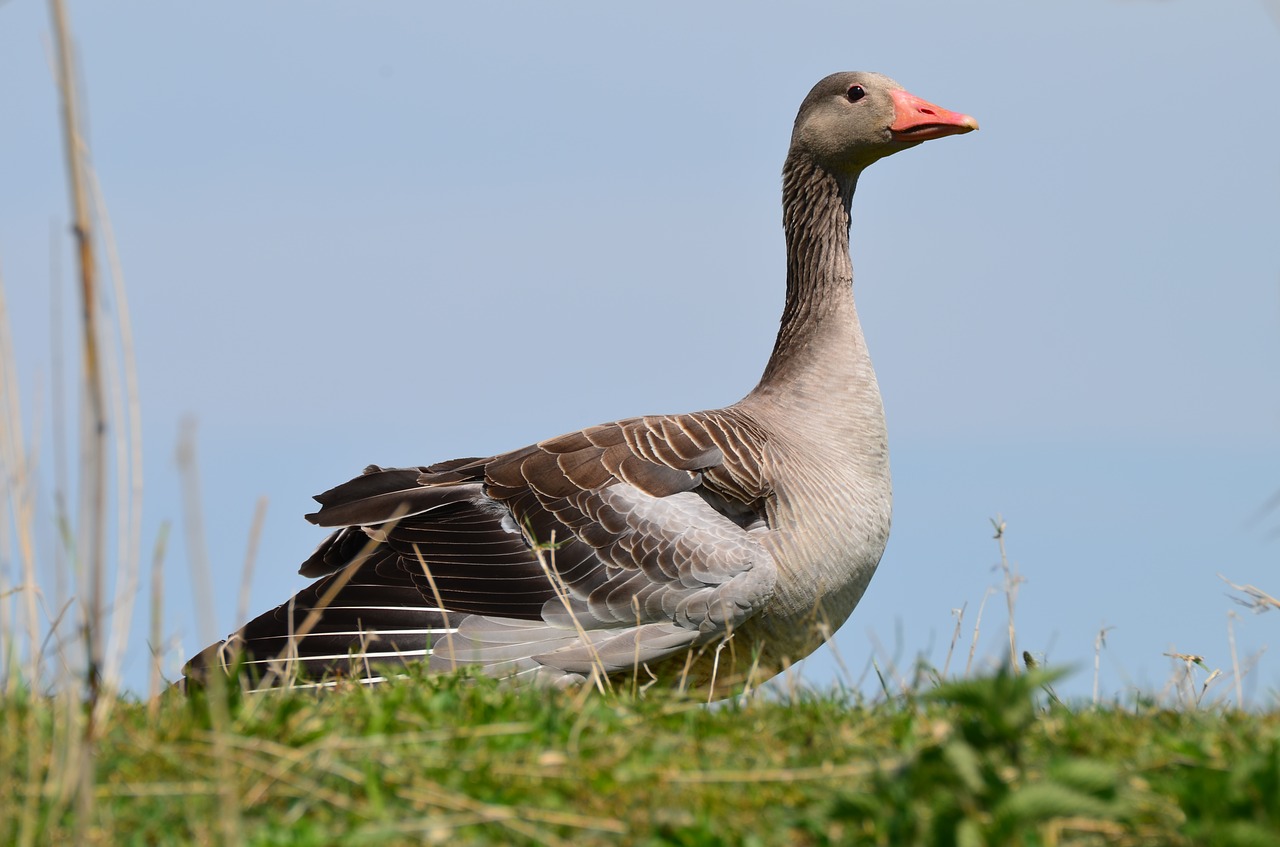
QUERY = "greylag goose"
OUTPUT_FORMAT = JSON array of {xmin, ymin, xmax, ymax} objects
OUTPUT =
[{"xmin": 185, "ymin": 72, "xmax": 977, "ymax": 694}]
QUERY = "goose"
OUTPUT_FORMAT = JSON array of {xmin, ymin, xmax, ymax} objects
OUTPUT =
[{"xmin": 184, "ymin": 72, "xmax": 977, "ymax": 695}]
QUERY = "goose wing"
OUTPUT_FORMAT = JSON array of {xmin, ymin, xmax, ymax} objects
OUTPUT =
[{"xmin": 283, "ymin": 409, "xmax": 776, "ymax": 683}]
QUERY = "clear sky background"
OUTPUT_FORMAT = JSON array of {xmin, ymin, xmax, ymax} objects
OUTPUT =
[{"xmin": 3, "ymin": 1, "xmax": 1279, "ymax": 703}]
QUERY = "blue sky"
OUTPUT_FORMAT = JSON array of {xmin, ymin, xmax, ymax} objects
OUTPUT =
[{"xmin": 2, "ymin": 1, "xmax": 1279, "ymax": 702}]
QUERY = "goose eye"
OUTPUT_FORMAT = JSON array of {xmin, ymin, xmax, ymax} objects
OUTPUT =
[{"xmin": 846, "ymin": 85, "xmax": 866, "ymax": 103}]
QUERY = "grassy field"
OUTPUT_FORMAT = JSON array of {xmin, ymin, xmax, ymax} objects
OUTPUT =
[{"xmin": 3, "ymin": 665, "xmax": 1279, "ymax": 846}]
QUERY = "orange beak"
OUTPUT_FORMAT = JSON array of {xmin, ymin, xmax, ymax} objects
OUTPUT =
[{"xmin": 888, "ymin": 89, "xmax": 979, "ymax": 142}]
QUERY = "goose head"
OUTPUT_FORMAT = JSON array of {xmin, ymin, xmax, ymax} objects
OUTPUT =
[{"xmin": 790, "ymin": 71, "xmax": 978, "ymax": 175}]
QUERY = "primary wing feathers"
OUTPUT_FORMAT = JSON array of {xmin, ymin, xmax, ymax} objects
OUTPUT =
[
  {"xmin": 194, "ymin": 545, "xmax": 451, "ymax": 687},
  {"xmin": 195, "ymin": 410, "xmax": 777, "ymax": 687}
]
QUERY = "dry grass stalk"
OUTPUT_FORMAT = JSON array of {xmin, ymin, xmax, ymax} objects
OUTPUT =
[
  {"xmin": 707, "ymin": 634, "xmax": 734, "ymax": 703},
  {"xmin": 942, "ymin": 602, "xmax": 966, "ymax": 679},
  {"xmin": 48, "ymin": 222, "xmax": 72, "ymax": 651},
  {"xmin": 411, "ymin": 540, "xmax": 456, "ymax": 672},
  {"xmin": 530, "ymin": 532, "xmax": 613, "ymax": 695},
  {"xmin": 175, "ymin": 419, "xmax": 244, "ymax": 844},
  {"xmin": 1093, "ymin": 625, "xmax": 1114, "ymax": 707},
  {"xmin": 147, "ymin": 523, "xmax": 170, "ymax": 709},
  {"xmin": 819, "ymin": 618, "xmax": 856, "ymax": 690},
  {"xmin": 965, "ymin": 585, "xmax": 994, "ymax": 677},
  {"xmin": 0, "ymin": 272, "xmax": 44, "ymax": 694},
  {"xmin": 1162, "ymin": 651, "xmax": 1223, "ymax": 708},
  {"xmin": 236, "ymin": 497, "xmax": 268, "ymax": 632},
  {"xmin": 1227, "ymin": 611, "xmax": 1243, "ymax": 708},
  {"xmin": 88, "ymin": 166, "xmax": 144, "ymax": 721},
  {"xmin": 629, "ymin": 595, "xmax": 645, "ymax": 697},
  {"xmin": 990, "ymin": 515, "xmax": 1022, "ymax": 674},
  {"xmin": 47, "ymin": 1, "xmax": 114, "ymax": 838},
  {"xmin": 49, "ymin": 0, "xmax": 108, "ymax": 705},
  {"xmin": 865, "ymin": 629, "xmax": 900, "ymax": 697},
  {"xmin": 1220, "ymin": 574, "xmax": 1280, "ymax": 615},
  {"xmin": 1228, "ymin": 645, "xmax": 1267, "ymax": 707},
  {"xmin": 251, "ymin": 505, "xmax": 410, "ymax": 692},
  {"xmin": 1, "ymin": 267, "xmax": 51, "ymax": 847}
]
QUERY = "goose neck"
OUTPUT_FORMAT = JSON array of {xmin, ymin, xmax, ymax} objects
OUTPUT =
[{"xmin": 754, "ymin": 153, "xmax": 863, "ymax": 391}]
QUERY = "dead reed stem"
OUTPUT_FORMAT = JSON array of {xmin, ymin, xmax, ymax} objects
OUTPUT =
[
  {"xmin": 0, "ymin": 271, "xmax": 44, "ymax": 692},
  {"xmin": 49, "ymin": 222, "xmax": 73, "ymax": 652},
  {"xmin": 1220, "ymin": 574, "xmax": 1280, "ymax": 614},
  {"xmin": 147, "ymin": 523, "xmax": 170, "ymax": 708},
  {"xmin": 1227, "ymin": 612, "xmax": 1243, "ymax": 708},
  {"xmin": 177, "ymin": 420, "xmax": 217, "ymax": 663},
  {"xmin": 965, "ymin": 586, "xmax": 993, "ymax": 677},
  {"xmin": 942, "ymin": 603, "xmax": 965, "ymax": 679},
  {"xmin": 48, "ymin": 2, "xmax": 108, "ymax": 839},
  {"xmin": 991, "ymin": 515, "xmax": 1020, "ymax": 674},
  {"xmin": 1092, "ymin": 625, "xmax": 1113, "ymax": 707},
  {"xmin": 1, "ymin": 265, "xmax": 51, "ymax": 847},
  {"xmin": 89, "ymin": 166, "xmax": 144, "ymax": 723},
  {"xmin": 236, "ymin": 497, "xmax": 268, "ymax": 631},
  {"xmin": 50, "ymin": 0, "xmax": 108, "ymax": 704},
  {"xmin": 176, "ymin": 420, "xmax": 245, "ymax": 844}
]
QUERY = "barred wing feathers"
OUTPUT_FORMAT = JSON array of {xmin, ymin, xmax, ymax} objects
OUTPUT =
[{"xmin": 193, "ymin": 410, "xmax": 777, "ymax": 687}]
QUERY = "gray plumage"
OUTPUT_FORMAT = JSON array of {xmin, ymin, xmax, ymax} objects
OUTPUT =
[{"xmin": 184, "ymin": 72, "xmax": 976, "ymax": 694}]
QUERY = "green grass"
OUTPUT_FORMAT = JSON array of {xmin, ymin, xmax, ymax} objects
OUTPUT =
[{"xmin": 4, "ymin": 666, "xmax": 1279, "ymax": 846}]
